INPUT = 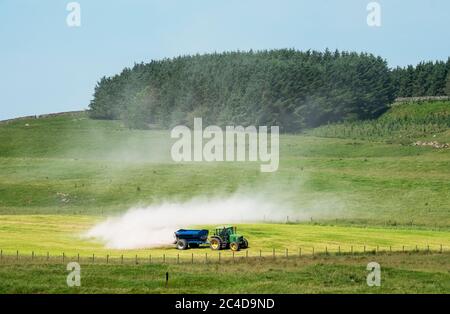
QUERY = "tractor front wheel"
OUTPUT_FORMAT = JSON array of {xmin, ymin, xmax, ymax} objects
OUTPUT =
[
  {"xmin": 230, "ymin": 241, "xmax": 240, "ymax": 251},
  {"xmin": 210, "ymin": 238, "xmax": 222, "ymax": 250},
  {"xmin": 176, "ymin": 239, "xmax": 188, "ymax": 250}
]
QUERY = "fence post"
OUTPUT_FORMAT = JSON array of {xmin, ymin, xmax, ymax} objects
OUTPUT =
[
  {"xmin": 218, "ymin": 252, "xmax": 221, "ymax": 264},
  {"xmin": 273, "ymin": 248, "xmax": 275, "ymax": 259},
  {"xmin": 0, "ymin": 249, "xmax": 2, "ymax": 261},
  {"xmin": 351, "ymin": 246, "xmax": 353, "ymax": 254},
  {"xmin": 389, "ymin": 246, "xmax": 392, "ymax": 253},
  {"xmin": 16, "ymin": 250, "xmax": 19, "ymax": 261},
  {"xmin": 325, "ymin": 246, "xmax": 328, "ymax": 255},
  {"xmin": 299, "ymin": 247, "xmax": 301, "ymax": 257},
  {"xmin": 376, "ymin": 245, "xmax": 379, "ymax": 254},
  {"xmin": 440, "ymin": 244, "xmax": 442, "ymax": 253},
  {"xmin": 205, "ymin": 253, "xmax": 208, "ymax": 264},
  {"xmin": 415, "ymin": 245, "xmax": 418, "ymax": 252},
  {"xmin": 163, "ymin": 254, "xmax": 165, "ymax": 264},
  {"xmin": 246, "ymin": 250, "xmax": 249, "ymax": 262},
  {"xmin": 92, "ymin": 253, "xmax": 95, "ymax": 263},
  {"xmin": 107, "ymin": 254, "xmax": 109, "ymax": 264},
  {"xmin": 77, "ymin": 253, "xmax": 80, "ymax": 263},
  {"xmin": 402, "ymin": 245, "xmax": 405, "ymax": 253},
  {"xmin": 427, "ymin": 245, "xmax": 430, "ymax": 254},
  {"xmin": 312, "ymin": 247, "xmax": 314, "ymax": 256},
  {"xmin": 232, "ymin": 251, "xmax": 235, "ymax": 263},
  {"xmin": 285, "ymin": 248, "xmax": 288, "ymax": 258},
  {"xmin": 338, "ymin": 246, "xmax": 340, "ymax": 254},
  {"xmin": 32, "ymin": 251, "xmax": 34, "ymax": 261},
  {"xmin": 63, "ymin": 252, "xmax": 65, "ymax": 263},
  {"xmin": 191, "ymin": 253, "xmax": 194, "ymax": 264},
  {"xmin": 135, "ymin": 255, "xmax": 138, "ymax": 265},
  {"xmin": 177, "ymin": 254, "xmax": 180, "ymax": 264},
  {"xmin": 47, "ymin": 252, "xmax": 49, "ymax": 261},
  {"xmin": 121, "ymin": 254, "xmax": 123, "ymax": 264},
  {"xmin": 149, "ymin": 254, "xmax": 152, "ymax": 264},
  {"xmin": 363, "ymin": 246, "xmax": 366, "ymax": 253},
  {"xmin": 260, "ymin": 249, "xmax": 262, "ymax": 259}
]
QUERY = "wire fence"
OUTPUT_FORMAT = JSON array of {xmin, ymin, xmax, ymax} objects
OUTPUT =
[{"xmin": 0, "ymin": 244, "xmax": 447, "ymax": 266}]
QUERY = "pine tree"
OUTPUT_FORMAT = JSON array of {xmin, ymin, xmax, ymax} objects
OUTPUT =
[{"xmin": 446, "ymin": 71, "xmax": 450, "ymax": 96}]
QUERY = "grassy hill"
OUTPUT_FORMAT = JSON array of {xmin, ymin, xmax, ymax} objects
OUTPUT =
[{"xmin": 0, "ymin": 100, "xmax": 449, "ymax": 293}]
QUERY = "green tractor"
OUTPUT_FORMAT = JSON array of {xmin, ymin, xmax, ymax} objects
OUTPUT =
[{"xmin": 209, "ymin": 226, "xmax": 248, "ymax": 251}]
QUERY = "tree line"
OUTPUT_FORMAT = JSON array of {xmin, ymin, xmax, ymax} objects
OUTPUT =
[{"xmin": 88, "ymin": 49, "xmax": 450, "ymax": 131}]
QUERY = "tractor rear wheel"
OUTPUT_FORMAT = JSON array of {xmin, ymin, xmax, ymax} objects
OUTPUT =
[
  {"xmin": 230, "ymin": 241, "xmax": 240, "ymax": 251},
  {"xmin": 242, "ymin": 238, "xmax": 249, "ymax": 249},
  {"xmin": 176, "ymin": 239, "xmax": 188, "ymax": 250},
  {"xmin": 210, "ymin": 238, "xmax": 222, "ymax": 250}
]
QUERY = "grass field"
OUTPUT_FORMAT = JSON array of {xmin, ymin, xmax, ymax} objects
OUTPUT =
[
  {"xmin": 1, "ymin": 253, "xmax": 449, "ymax": 293},
  {"xmin": 0, "ymin": 101, "xmax": 449, "ymax": 293}
]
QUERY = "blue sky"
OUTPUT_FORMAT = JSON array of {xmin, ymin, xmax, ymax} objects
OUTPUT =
[{"xmin": 0, "ymin": 0, "xmax": 449, "ymax": 120}]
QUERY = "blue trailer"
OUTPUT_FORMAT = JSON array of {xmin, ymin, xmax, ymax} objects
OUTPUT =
[{"xmin": 174, "ymin": 229, "xmax": 209, "ymax": 250}]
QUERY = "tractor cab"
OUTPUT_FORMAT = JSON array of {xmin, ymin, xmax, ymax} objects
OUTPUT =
[{"xmin": 210, "ymin": 225, "xmax": 248, "ymax": 251}]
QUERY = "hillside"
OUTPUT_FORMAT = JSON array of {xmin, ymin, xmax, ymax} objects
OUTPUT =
[
  {"xmin": 309, "ymin": 100, "xmax": 450, "ymax": 143},
  {"xmin": 0, "ymin": 101, "xmax": 449, "ymax": 228}
]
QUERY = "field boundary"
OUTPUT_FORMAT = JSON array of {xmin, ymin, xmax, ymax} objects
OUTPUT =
[{"xmin": 0, "ymin": 244, "xmax": 447, "ymax": 266}]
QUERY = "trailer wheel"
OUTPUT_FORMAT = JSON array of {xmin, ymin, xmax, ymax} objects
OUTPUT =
[
  {"xmin": 230, "ymin": 241, "xmax": 240, "ymax": 251},
  {"xmin": 176, "ymin": 239, "xmax": 188, "ymax": 250},
  {"xmin": 210, "ymin": 238, "xmax": 222, "ymax": 250}
]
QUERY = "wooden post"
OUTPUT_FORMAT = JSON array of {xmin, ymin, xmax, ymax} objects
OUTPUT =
[
  {"xmin": 163, "ymin": 254, "xmax": 165, "ymax": 263},
  {"xmin": 285, "ymin": 248, "xmax": 288, "ymax": 258},
  {"xmin": 259, "ymin": 249, "xmax": 262, "ymax": 259},
  {"xmin": 402, "ymin": 245, "xmax": 405, "ymax": 253},
  {"xmin": 32, "ymin": 251, "xmax": 34, "ymax": 261},
  {"xmin": 427, "ymin": 245, "xmax": 430, "ymax": 254},
  {"xmin": 47, "ymin": 252, "xmax": 49, "ymax": 261},
  {"xmin": 177, "ymin": 254, "xmax": 179, "ymax": 264},
  {"xmin": 63, "ymin": 252, "xmax": 65, "ymax": 263},
  {"xmin": 149, "ymin": 254, "xmax": 152, "ymax": 264},
  {"xmin": 205, "ymin": 253, "xmax": 208, "ymax": 264},
  {"xmin": 299, "ymin": 247, "xmax": 301, "ymax": 257},
  {"xmin": 246, "ymin": 250, "xmax": 248, "ymax": 261},
  {"xmin": 273, "ymin": 248, "xmax": 275, "ymax": 259},
  {"xmin": 191, "ymin": 253, "xmax": 194, "ymax": 264},
  {"xmin": 0, "ymin": 249, "xmax": 2, "ymax": 261},
  {"xmin": 16, "ymin": 250, "xmax": 19, "ymax": 261},
  {"xmin": 440, "ymin": 244, "xmax": 442, "ymax": 253},
  {"xmin": 107, "ymin": 254, "xmax": 109, "ymax": 264},
  {"xmin": 376, "ymin": 245, "xmax": 379, "ymax": 254},
  {"xmin": 389, "ymin": 246, "xmax": 392, "ymax": 253},
  {"xmin": 363, "ymin": 246, "xmax": 366, "ymax": 253},
  {"xmin": 165, "ymin": 272, "xmax": 169, "ymax": 288},
  {"xmin": 415, "ymin": 245, "xmax": 418, "ymax": 252},
  {"xmin": 135, "ymin": 254, "xmax": 138, "ymax": 265},
  {"xmin": 121, "ymin": 254, "xmax": 123, "ymax": 264},
  {"xmin": 351, "ymin": 246, "xmax": 353, "ymax": 254},
  {"xmin": 232, "ymin": 251, "xmax": 235, "ymax": 263},
  {"xmin": 312, "ymin": 247, "xmax": 314, "ymax": 256},
  {"xmin": 77, "ymin": 253, "xmax": 80, "ymax": 262},
  {"xmin": 338, "ymin": 246, "xmax": 340, "ymax": 254},
  {"xmin": 92, "ymin": 253, "xmax": 95, "ymax": 263},
  {"xmin": 325, "ymin": 246, "xmax": 328, "ymax": 255}
]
